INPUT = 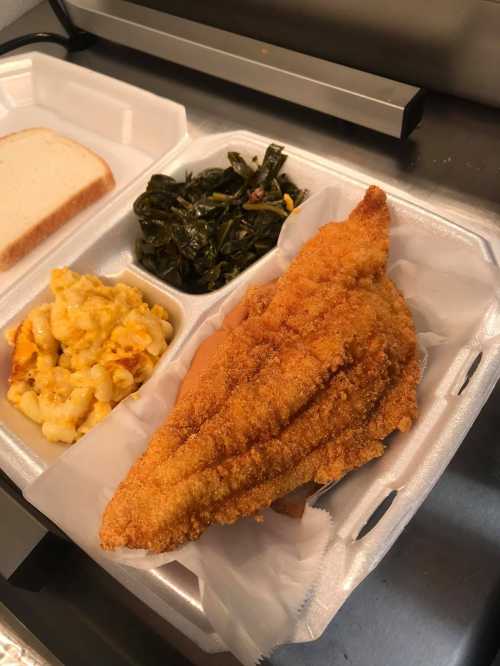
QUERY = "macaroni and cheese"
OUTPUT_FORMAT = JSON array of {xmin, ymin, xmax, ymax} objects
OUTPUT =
[{"xmin": 6, "ymin": 268, "xmax": 174, "ymax": 444}]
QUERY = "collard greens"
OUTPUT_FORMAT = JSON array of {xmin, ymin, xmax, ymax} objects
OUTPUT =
[{"xmin": 134, "ymin": 143, "xmax": 307, "ymax": 293}]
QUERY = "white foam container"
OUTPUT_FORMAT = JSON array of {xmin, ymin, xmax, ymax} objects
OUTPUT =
[
  {"xmin": 1, "ymin": 83, "xmax": 500, "ymax": 654},
  {"xmin": 0, "ymin": 51, "xmax": 188, "ymax": 296}
]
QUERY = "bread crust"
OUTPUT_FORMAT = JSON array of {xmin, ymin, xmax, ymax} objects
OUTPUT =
[{"xmin": 0, "ymin": 128, "xmax": 115, "ymax": 271}]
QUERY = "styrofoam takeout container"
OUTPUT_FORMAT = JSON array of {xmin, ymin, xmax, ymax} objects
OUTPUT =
[
  {"xmin": 0, "ymin": 52, "xmax": 188, "ymax": 296},
  {"xmin": 1, "ymin": 119, "xmax": 500, "ymax": 654}
]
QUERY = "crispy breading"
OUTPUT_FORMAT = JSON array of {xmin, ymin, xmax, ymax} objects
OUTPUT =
[{"xmin": 100, "ymin": 186, "xmax": 419, "ymax": 553}]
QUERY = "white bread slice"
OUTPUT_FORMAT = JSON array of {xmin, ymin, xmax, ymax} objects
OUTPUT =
[{"xmin": 0, "ymin": 128, "xmax": 115, "ymax": 270}]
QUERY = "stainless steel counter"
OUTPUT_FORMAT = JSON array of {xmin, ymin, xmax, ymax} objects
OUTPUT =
[
  {"xmin": 1, "ymin": 3, "xmax": 500, "ymax": 666},
  {"xmin": 0, "ymin": 602, "xmax": 61, "ymax": 666}
]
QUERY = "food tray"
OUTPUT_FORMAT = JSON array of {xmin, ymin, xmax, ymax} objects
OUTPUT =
[
  {"xmin": 1, "ymin": 128, "xmax": 500, "ymax": 656},
  {"xmin": 0, "ymin": 51, "xmax": 188, "ymax": 295}
]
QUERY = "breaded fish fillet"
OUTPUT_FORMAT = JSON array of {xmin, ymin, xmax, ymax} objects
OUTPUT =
[{"xmin": 100, "ymin": 186, "xmax": 419, "ymax": 553}]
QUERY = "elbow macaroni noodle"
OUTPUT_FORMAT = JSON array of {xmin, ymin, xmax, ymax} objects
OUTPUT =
[{"xmin": 6, "ymin": 268, "xmax": 174, "ymax": 444}]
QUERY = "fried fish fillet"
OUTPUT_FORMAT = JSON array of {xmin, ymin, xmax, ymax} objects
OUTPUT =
[{"xmin": 100, "ymin": 185, "xmax": 419, "ymax": 553}]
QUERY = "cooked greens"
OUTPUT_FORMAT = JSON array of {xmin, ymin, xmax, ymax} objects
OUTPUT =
[{"xmin": 134, "ymin": 143, "xmax": 307, "ymax": 294}]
